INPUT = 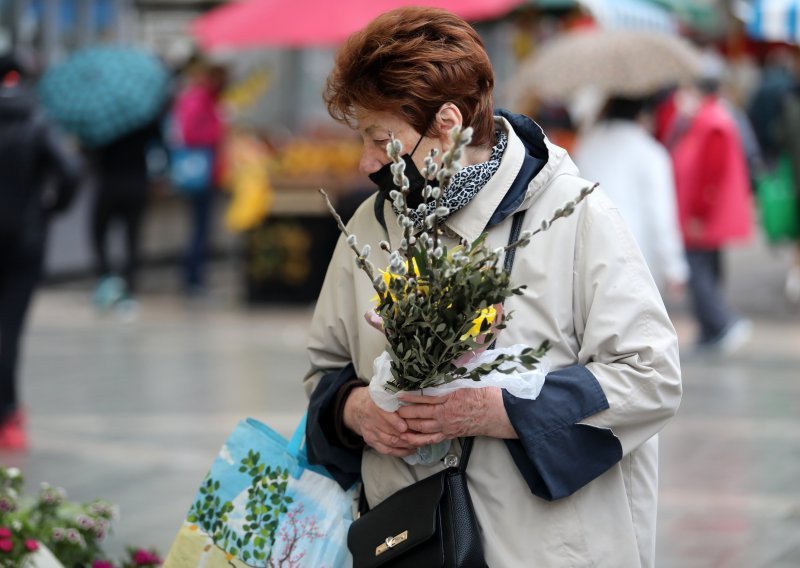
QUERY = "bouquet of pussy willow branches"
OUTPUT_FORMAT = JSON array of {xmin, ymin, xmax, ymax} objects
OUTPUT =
[{"xmin": 321, "ymin": 125, "xmax": 595, "ymax": 394}]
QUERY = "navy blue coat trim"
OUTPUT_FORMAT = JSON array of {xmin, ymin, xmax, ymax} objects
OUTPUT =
[
  {"xmin": 502, "ymin": 365, "xmax": 623, "ymax": 501},
  {"xmin": 487, "ymin": 109, "xmax": 548, "ymax": 227},
  {"xmin": 306, "ymin": 364, "xmax": 362, "ymax": 490}
]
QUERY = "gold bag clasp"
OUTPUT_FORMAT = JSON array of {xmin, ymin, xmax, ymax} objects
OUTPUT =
[{"xmin": 375, "ymin": 530, "xmax": 408, "ymax": 556}]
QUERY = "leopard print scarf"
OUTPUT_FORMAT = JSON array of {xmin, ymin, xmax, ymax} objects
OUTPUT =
[{"xmin": 395, "ymin": 130, "xmax": 508, "ymax": 231}]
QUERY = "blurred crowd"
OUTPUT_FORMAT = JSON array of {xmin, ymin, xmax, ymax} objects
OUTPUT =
[
  {"xmin": 0, "ymin": 48, "xmax": 241, "ymax": 449},
  {"xmin": 1, "ymin": 4, "xmax": 800, "ymax": 451}
]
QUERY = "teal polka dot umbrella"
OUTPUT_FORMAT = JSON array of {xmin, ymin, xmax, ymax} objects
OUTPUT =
[{"xmin": 39, "ymin": 45, "xmax": 170, "ymax": 147}]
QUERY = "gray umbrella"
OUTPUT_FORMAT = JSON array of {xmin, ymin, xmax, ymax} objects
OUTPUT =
[{"xmin": 513, "ymin": 29, "xmax": 702, "ymax": 101}]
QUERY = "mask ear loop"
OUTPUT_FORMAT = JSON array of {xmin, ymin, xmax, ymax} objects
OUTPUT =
[
  {"xmin": 409, "ymin": 132, "xmax": 425, "ymax": 157},
  {"xmin": 409, "ymin": 113, "xmax": 438, "ymax": 158}
]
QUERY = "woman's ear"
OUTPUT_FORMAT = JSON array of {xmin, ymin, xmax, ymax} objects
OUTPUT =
[{"xmin": 434, "ymin": 103, "xmax": 463, "ymax": 144}]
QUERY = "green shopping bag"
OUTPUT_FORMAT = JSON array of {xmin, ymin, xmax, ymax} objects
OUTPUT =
[
  {"xmin": 756, "ymin": 155, "xmax": 800, "ymax": 243},
  {"xmin": 164, "ymin": 413, "xmax": 355, "ymax": 567}
]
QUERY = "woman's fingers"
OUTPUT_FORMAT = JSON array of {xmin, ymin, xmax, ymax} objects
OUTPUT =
[
  {"xmin": 397, "ymin": 402, "xmax": 440, "ymax": 420},
  {"xmin": 401, "ymin": 430, "xmax": 447, "ymax": 446},
  {"xmin": 403, "ymin": 417, "xmax": 440, "ymax": 434},
  {"xmin": 349, "ymin": 386, "xmax": 509, "ymax": 454},
  {"xmin": 354, "ymin": 395, "xmax": 418, "ymax": 455},
  {"xmin": 397, "ymin": 392, "xmax": 447, "ymax": 405},
  {"xmin": 399, "ymin": 388, "xmax": 499, "ymax": 439},
  {"xmin": 364, "ymin": 423, "xmax": 416, "ymax": 455}
]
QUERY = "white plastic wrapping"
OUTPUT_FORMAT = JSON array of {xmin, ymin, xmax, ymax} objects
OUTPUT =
[
  {"xmin": 368, "ymin": 346, "xmax": 550, "ymax": 465},
  {"xmin": 369, "ymin": 345, "xmax": 550, "ymax": 412}
]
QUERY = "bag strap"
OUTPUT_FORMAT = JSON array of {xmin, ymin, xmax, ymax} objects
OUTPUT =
[
  {"xmin": 289, "ymin": 412, "xmax": 307, "ymax": 456},
  {"xmin": 459, "ymin": 209, "xmax": 526, "ymax": 472},
  {"xmin": 503, "ymin": 209, "xmax": 526, "ymax": 274}
]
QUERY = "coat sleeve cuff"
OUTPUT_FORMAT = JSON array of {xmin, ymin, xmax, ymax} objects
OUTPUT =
[
  {"xmin": 306, "ymin": 364, "xmax": 364, "ymax": 490},
  {"xmin": 502, "ymin": 364, "xmax": 623, "ymax": 501}
]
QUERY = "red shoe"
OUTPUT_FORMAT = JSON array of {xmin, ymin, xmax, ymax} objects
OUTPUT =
[{"xmin": 0, "ymin": 412, "xmax": 27, "ymax": 451}]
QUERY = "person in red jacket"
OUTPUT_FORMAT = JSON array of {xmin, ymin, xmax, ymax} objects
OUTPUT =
[{"xmin": 659, "ymin": 68, "xmax": 754, "ymax": 353}]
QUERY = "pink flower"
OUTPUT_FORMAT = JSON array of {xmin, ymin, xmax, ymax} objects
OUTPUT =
[
  {"xmin": 132, "ymin": 549, "xmax": 162, "ymax": 565},
  {"xmin": 25, "ymin": 540, "xmax": 39, "ymax": 551},
  {"xmin": 0, "ymin": 539, "xmax": 12, "ymax": 552},
  {"xmin": 0, "ymin": 528, "xmax": 10, "ymax": 538},
  {"xmin": 92, "ymin": 561, "xmax": 114, "ymax": 568}
]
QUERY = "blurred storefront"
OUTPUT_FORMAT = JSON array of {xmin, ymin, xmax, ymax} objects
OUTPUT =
[
  {"xmin": 0, "ymin": 0, "xmax": 136, "ymax": 67},
  {"xmin": 4, "ymin": 0, "xmax": 736, "ymax": 302}
]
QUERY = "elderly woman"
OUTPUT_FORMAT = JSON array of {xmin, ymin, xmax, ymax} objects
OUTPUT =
[{"xmin": 304, "ymin": 7, "xmax": 681, "ymax": 567}]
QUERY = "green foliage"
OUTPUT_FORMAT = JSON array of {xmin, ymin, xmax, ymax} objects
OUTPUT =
[
  {"xmin": 376, "ymin": 236, "xmax": 531, "ymax": 391},
  {"xmin": 188, "ymin": 450, "xmax": 293, "ymax": 563},
  {"xmin": 321, "ymin": 124, "xmax": 597, "ymax": 394}
]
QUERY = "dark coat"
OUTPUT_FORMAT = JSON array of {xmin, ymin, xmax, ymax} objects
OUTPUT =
[{"xmin": 0, "ymin": 84, "xmax": 80, "ymax": 248}]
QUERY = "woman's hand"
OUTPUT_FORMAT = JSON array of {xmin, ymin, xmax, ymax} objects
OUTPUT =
[
  {"xmin": 343, "ymin": 386, "xmax": 416, "ymax": 457},
  {"xmin": 396, "ymin": 387, "xmax": 517, "ymax": 446}
]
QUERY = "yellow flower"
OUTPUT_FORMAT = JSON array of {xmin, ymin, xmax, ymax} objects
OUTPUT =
[
  {"xmin": 372, "ymin": 269, "xmax": 398, "ymax": 305},
  {"xmin": 460, "ymin": 305, "xmax": 497, "ymax": 341},
  {"xmin": 409, "ymin": 257, "xmax": 421, "ymax": 277},
  {"xmin": 381, "ymin": 268, "xmax": 393, "ymax": 288},
  {"xmin": 374, "ymin": 261, "xmax": 426, "ymax": 302}
]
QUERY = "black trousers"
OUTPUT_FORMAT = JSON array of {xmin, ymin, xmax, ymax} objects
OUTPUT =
[
  {"xmin": 0, "ymin": 234, "xmax": 44, "ymax": 421},
  {"xmin": 91, "ymin": 180, "xmax": 147, "ymax": 293}
]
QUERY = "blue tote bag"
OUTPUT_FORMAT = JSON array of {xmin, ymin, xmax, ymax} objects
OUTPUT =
[
  {"xmin": 169, "ymin": 146, "xmax": 214, "ymax": 194},
  {"xmin": 164, "ymin": 414, "xmax": 355, "ymax": 567}
]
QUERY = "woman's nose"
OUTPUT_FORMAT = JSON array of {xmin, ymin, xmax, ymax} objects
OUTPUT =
[{"xmin": 359, "ymin": 153, "xmax": 384, "ymax": 176}]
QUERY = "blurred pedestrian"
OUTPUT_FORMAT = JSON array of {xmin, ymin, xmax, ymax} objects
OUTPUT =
[
  {"xmin": 89, "ymin": 119, "xmax": 164, "ymax": 313},
  {"xmin": 773, "ymin": 81, "xmax": 800, "ymax": 303},
  {"xmin": 746, "ymin": 48, "xmax": 795, "ymax": 168},
  {"xmin": 0, "ymin": 53, "xmax": 80, "ymax": 449},
  {"xmin": 574, "ymin": 95, "xmax": 688, "ymax": 298},
  {"xmin": 659, "ymin": 70, "xmax": 755, "ymax": 353},
  {"xmin": 170, "ymin": 58, "xmax": 227, "ymax": 295}
]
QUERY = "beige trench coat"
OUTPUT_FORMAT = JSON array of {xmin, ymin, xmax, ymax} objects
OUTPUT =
[{"xmin": 304, "ymin": 117, "xmax": 682, "ymax": 567}]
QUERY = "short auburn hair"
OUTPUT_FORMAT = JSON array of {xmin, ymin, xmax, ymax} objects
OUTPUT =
[{"xmin": 324, "ymin": 7, "xmax": 495, "ymax": 147}]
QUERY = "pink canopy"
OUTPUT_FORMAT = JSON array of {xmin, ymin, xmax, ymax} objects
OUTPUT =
[{"xmin": 193, "ymin": 0, "xmax": 524, "ymax": 50}]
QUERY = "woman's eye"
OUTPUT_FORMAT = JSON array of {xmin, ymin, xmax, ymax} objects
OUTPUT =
[{"xmin": 373, "ymin": 139, "xmax": 389, "ymax": 146}]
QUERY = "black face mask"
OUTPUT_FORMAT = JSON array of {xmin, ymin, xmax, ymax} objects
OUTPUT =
[{"xmin": 368, "ymin": 134, "xmax": 438, "ymax": 209}]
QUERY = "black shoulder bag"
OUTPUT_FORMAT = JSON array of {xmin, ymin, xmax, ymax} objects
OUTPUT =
[{"xmin": 346, "ymin": 210, "xmax": 527, "ymax": 568}]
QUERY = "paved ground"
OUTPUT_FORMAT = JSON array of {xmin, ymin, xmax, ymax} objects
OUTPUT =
[{"xmin": 2, "ymin": 235, "xmax": 799, "ymax": 567}]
